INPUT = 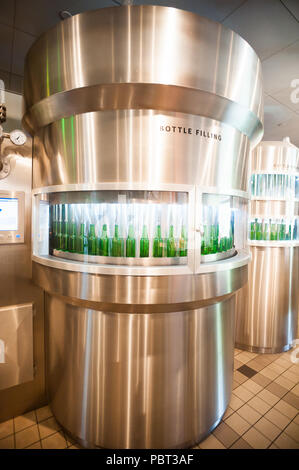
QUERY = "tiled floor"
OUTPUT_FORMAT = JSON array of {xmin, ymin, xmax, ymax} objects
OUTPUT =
[{"xmin": 0, "ymin": 348, "xmax": 298, "ymax": 450}]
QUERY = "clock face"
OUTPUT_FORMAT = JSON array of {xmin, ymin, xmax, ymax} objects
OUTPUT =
[{"xmin": 10, "ymin": 129, "xmax": 27, "ymax": 146}]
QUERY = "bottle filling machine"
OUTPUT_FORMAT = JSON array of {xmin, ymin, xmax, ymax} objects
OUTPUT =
[
  {"xmin": 23, "ymin": 5, "xmax": 263, "ymax": 448},
  {"xmin": 236, "ymin": 138, "xmax": 299, "ymax": 353}
]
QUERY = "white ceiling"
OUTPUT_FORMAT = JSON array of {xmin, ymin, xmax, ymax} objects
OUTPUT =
[{"xmin": 0, "ymin": 0, "xmax": 299, "ymax": 146}]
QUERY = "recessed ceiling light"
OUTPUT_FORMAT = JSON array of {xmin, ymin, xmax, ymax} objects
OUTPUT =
[{"xmin": 59, "ymin": 10, "xmax": 72, "ymax": 20}]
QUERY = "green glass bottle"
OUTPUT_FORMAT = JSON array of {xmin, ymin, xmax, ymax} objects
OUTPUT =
[
  {"xmin": 256, "ymin": 219, "xmax": 262, "ymax": 240},
  {"xmin": 68, "ymin": 221, "xmax": 77, "ymax": 253},
  {"xmin": 126, "ymin": 224, "xmax": 136, "ymax": 257},
  {"xmin": 88, "ymin": 224, "xmax": 97, "ymax": 255},
  {"xmin": 52, "ymin": 205, "xmax": 58, "ymax": 250},
  {"xmin": 153, "ymin": 224, "xmax": 163, "ymax": 257},
  {"xmin": 99, "ymin": 224, "xmax": 109, "ymax": 256},
  {"xmin": 111, "ymin": 224, "xmax": 124, "ymax": 257},
  {"xmin": 250, "ymin": 221, "xmax": 256, "ymax": 240},
  {"xmin": 202, "ymin": 225, "xmax": 210, "ymax": 255},
  {"xmin": 211, "ymin": 224, "xmax": 218, "ymax": 253},
  {"xmin": 179, "ymin": 225, "xmax": 187, "ymax": 257},
  {"xmin": 279, "ymin": 220, "xmax": 286, "ymax": 241},
  {"xmin": 77, "ymin": 223, "xmax": 88, "ymax": 254},
  {"xmin": 167, "ymin": 225, "xmax": 177, "ymax": 257},
  {"xmin": 62, "ymin": 220, "xmax": 69, "ymax": 251},
  {"xmin": 263, "ymin": 221, "xmax": 270, "ymax": 241},
  {"xmin": 56, "ymin": 217, "xmax": 63, "ymax": 251},
  {"xmin": 140, "ymin": 225, "xmax": 149, "ymax": 257},
  {"xmin": 270, "ymin": 220, "xmax": 278, "ymax": 241}
]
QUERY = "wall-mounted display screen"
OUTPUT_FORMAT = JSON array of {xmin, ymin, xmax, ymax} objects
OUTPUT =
[{"xmin": 0, "ymin": 198, "xmax": 18, "ymax": 231}]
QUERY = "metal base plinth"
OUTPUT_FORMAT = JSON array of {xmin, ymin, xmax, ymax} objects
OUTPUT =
[
  {"xmin": 57, "ymin": 410, "xmax": 225, "ymax": 449},
  {"xmin": 45, "ymin": 294, "xmax": 236, "ymax": 449},
  {"xmin": 235, "ymin": 342, "xmax": 292, "ymax": 354}
]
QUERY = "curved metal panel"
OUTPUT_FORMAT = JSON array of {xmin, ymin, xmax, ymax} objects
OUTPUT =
[
  {"xmin": 23, "ymin": 5, "xmax": 263, "ymax": 135},
  {"xmin": 46, "ymin": 294, "xmax": 235, "ymax": 448},
  {"xmin": 235, "ymin": 246, "xmax": 299, "ymax": 353},
  {"xmin": 32, "ymin": 111, "xmax": 251, "ymax": 191},
  {"xmin": 33, "ymin": 262, "xmax": 247, "ymax": 311},
  {"xmin": 252, "ymin": 139, "xmax": 299, "ymax": 173}
]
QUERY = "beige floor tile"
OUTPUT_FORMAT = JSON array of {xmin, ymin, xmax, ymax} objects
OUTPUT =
[
  {"xmin": 199, "ymin": 434, "xmax": 225, "ymax": 449},
  {"xmin": 213, "ymin": 422, "xmax": 239, "ymax": 447},
  {"xmin": 236, "ymin": 352, "xmax": 252, "ymax": 364},
  {"xmin": 0, "ymin": 435, "xmax": 15, "ymax": 449},
  {"xmin": 294, "ymin": 414, "xmax": 299, "ymax": 425},
  {"xmin": 233, "ymin": 380, "xmax": 240, "ymax": 390},
  {"xmin": 269, "ymin": 443, "xmax": 279, "ymax": 449},
  {"xmin": 289, "ymin": 365, "xmax": 299, "ymax": 376},
  {"xmin": 0, "ymin": 419, "xmax": 14, "ymax": 439},
  {"xmin": 257, "ymin": 389, "xmax": 280, "ymax": 406},
  {"xmin": 234, "ymin": 371, "xmax": 248, "ymax": 384},
  {"xmin": 234, "ymin": 359, "xmax": 242, "ymax": 370},
  {"xmin": 274, "ymin": 375, "xmax": 296, "ymax": 391},
  {"xmin": 68, "ymin": 443, "xmax": 83, "ymax": 449},
  {"xmin": 238, "ymin": 404, "xmax": 262, "ymax": 425},
  {"xmin": 247, "ymin": 396, "xmax": 272, "ymax": 415},
  {"xmin": 284, "ymin": 421, "xmax": 299, "ymax": 443},
  {"xmin": 38, "ymin": 416, "xmax": 61, "ymax": 439},
  {"xmin": 26, "ymin": 441, "xmax": 42, "ymax": 449},
  {"xmin": 15, "ymin": 424, "xmax": 40, "ymax": 449},
  {"xmin": 273, "ymin": 357, "xmax": 292, "ymax": 368},
  {"xmin": 281, "ymin": 370, "xmax": 298, "ymax": 384},
  {"xmin": 243, "ymin": 379, "xmax": 263, "ymax": 394},
  {"xmin": 229, "ymin": 394, "xmax": 245, "ymax": 411},
  {"xmin": 268, "ymin": 362, "xmax": 286, "ymax": 375},
  {"xmin": 265, "ymin": 408, "xmax": 291, "ymax": 430},
  {"xmin": 14, "ymin": 410, "xmax": 37, "ymax": 433},
  {"xmin": 252, "ymin": 373, "xmax": 272, "ymax": 388},
  {"xmin": 225, "ymin": 413, "xmax": 251, "ymax": 436},
  {"xmin": 266, "ymin": 381, "xmax": 288, "ymax": 399},
  {"xmin": 291, "ymin": 384, "xmax": 299, "ymax": 397},
  {"xmin": 274, "ymin": 432, "xmax": 299, "ymax": 449},
  {"xmin": 254, "ymin": 417, "xmax": 281, "ymax": 441},
  {"xmin": 233, "ymin": 385, "xmax": 254, "ymax": 402},
  {"xmin": 243, "ymin": 427, "xmax": 271, "ymax": 449},
  {"xmin": 282, "ymin": 392, "xmax": 299, "ymax": 409},
  {"xmin": 41, "ymin": 431, "xmax": 67, "ymax": 449},
  {"xmin": 260, "ymin": 367, "xmax": 279, "ymax": 381},
  {"xmin": 35, "ymin": 405, "xmax": 53, "ymax": 423},
  {"xmin": 230, "ymin": 437, "xmax": 252, "ymax": 449},
  {"xmin": 222, "ymin": 407, "xmax": 234, "ymax": 421},
  {"xmin": 246, "ymin": 360, "xmax": 264, "ymax": 372},
  {"xmin": 274, "ymin": 400, "xmax": 298, "ymax": 420}
]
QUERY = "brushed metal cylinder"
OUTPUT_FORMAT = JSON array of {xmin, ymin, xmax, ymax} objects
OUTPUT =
[
  {"xmin": 46, "ymin": 294, "xmax": 235, "ymax": 449},
  {"xmin": 235, "ymin": 246, "xmax": 299, "ymax": 353}
]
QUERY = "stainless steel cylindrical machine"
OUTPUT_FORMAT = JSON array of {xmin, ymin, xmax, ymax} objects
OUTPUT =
[
  {"xmin": 235, "ymin": 139, "xmax": 299, "ymax": 354},
  {"xmin": 23, "ymin": 6, "xmax": 263, "ymax": 448}
]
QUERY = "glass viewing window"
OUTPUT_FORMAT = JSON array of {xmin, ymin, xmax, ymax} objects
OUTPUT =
[{"xmin": 250, "ymin": 174, "xmax": 298, "ymax": 199}]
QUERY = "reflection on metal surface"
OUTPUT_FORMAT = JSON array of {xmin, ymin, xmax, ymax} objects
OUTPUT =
[
  {"xmin": 46, "ymin": 294, "xmax": 235, "ymax": 449},
  {"xmin": 235, "ymin": 246, "xmax": 299, "ymax": 353},
  {"xmin": 0, "ymin": 303, "xmax": 33, "ymax": 391},
  {"xmin": 24, "ymin": 5, "xmax": 263, "ymax": 448}
]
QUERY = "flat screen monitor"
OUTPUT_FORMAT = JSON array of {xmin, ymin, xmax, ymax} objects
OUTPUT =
[{"xmin": 0, "ymin": 198, "xmax": 18, "ymax": 231}]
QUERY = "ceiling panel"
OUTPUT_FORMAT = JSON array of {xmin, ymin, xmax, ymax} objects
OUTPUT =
[
  {"xmin": 281, "ymin": 0, "xmax": 299, "ymax": 21},
  {"xmin": 0, "ymin": 24, "xmax": 14, "ymax": 73},
  {"xmin": 0, "ymin": 1, "xmax": 15, "ymax": 27},
  {"xmin": 262, "ymin": 40, "xmax": 299, "ymax": 94},
  {"xmin": 271, "ymin": 86, "xmax": 299, "ymax": 114},
  {"xmin": 263, "ymin": 113, "xmax": 299, "ymax": 147},
  {"xmin": 132, "ymin": 0, "xmax": 246, "ymax": 22},
  {"xmin": 11, "ymin": 30, "xmax": 37, "ymax": 76},
  {"xmin": 15, "ymin": 0, "xmax": 115, "ymax": 37},
  {"xmin": 263, "ymin": 94, "xmax": 295, "ymax": 128},
  {"xmin": 10, "ymin": 74, "xmax": 24, "ymax": 95},
  {"xmin": 223, "ymin": 0, "xmax": 299, "ymax": 60}
]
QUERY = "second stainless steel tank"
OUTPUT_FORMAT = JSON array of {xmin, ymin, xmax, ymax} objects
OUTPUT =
[{"xmin": 236, "ymin": 138, "xmax": 299, "ymax": 353}]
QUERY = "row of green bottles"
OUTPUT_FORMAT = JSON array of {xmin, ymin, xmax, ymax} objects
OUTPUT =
[
  {"xmin": 52, "ymin": 221, "xmax": 188, "ymax": 258},
  {"xmin": 201, "ymin": 224, "xmax": 234, "ymax": 255},
  {"xmin": 249, "ymin": 218, "xmax": 292, "ymax": 241}
]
